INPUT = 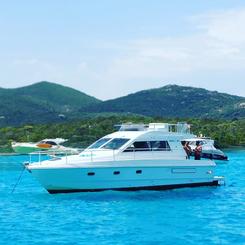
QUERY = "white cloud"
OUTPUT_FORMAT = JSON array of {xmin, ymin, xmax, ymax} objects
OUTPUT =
[
  {"xmin": 196, "ymin": 9, "xmax": 245, "ymax": 45},
  {"xmin": 87, "ymin": 8, "xmax": 245, "ymax": 99},
  {"xmin": 3, "ymin": 8, "xmax": 245, "ymax": 99}
]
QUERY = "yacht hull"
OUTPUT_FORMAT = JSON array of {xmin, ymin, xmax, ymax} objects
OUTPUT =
[
  {"xmin": 28, "ymin": 162, "xmax": 218, "ymax": 194},
  {"xmin": 12, "ymin": 146, "xmax": 47, "ymax": 154},
  {"xmin": 47, "ymin": 181, "xmax": 219, "ymax": 194}
]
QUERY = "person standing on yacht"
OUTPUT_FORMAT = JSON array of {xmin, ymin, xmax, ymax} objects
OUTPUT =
[
  {"xmin": 194, "ymin": 141, "xmax": 202, "ymax": 160},
  {"xmin": 183, "ymin": 141, "xmax": 192, "ymax": 159}
]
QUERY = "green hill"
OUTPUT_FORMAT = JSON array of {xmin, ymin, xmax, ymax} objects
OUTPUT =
[
  {"xmin": 0, "ymin": 81, "xmax": 100, "ymax": 126},
  {"xmin": 0, "ymin": 82, "xmax": 244, "ymax": 126},
  {"xmin": 83, "ymin": 85, "xmax": 245, "ymax": 119}
]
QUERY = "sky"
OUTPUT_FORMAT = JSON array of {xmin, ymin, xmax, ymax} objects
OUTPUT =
[{"xmin": 1, "ymin": 0, "xmax": 245, "ymax": 100}]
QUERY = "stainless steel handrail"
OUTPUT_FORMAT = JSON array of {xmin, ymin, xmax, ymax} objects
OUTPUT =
[
  {"xmin": 28, "ymin": 147, "xmax": 185, "ymax": 164},
  {"xmin": 28, "ymin": 148, "xmax": 84, "ymax": 164}
]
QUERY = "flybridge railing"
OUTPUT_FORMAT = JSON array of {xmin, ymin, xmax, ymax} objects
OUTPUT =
[
  {"xmin": 28, "ymin": 148, "xmax": 186, "ymax": 165},
  {"xmin": 117, "ymin": 122, "xmax": 191, "ymax": 134},
  {"xmin": 150, "ymin": 123, "xmax": 191, "ymax": 134}
]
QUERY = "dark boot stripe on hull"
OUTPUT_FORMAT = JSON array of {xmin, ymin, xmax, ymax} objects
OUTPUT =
[{"xmin": 47, "ymin": 180, "xmax": 219, "ymax": 194}]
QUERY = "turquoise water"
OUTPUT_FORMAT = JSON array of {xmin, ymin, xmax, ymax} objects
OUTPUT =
[{"xmin": 0, "ymin": 150, "xmax": 245, "ymax": 245}]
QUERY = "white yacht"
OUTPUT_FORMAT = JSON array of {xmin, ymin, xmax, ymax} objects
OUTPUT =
[
  {"xmin": 12, "ymin": 138, "xmax": 79, "ymax": 155},
  {"xmin": 25, "ymin": 123, "xmax": 224, "ymax": 194}
]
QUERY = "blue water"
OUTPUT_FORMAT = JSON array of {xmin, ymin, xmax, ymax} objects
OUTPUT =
[{"xmin": 0, "ymin": 150, "xmax": 245, "ymax": 245}]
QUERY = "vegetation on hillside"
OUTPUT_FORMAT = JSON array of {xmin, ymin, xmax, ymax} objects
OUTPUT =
[
  {"xmin": 0, "ymin": 115, "xmax": 244, "ymax": 152},
  {"xmin": 83, "ymin": 85, "xmax": 245, "ymax": 119},
  {"xmin": 0, "ymin": 81, "xmax": 100, "ymax": 126},
  {"xmin": 0, "ymin": 82, "xmax": 244, "ymax": 127}
]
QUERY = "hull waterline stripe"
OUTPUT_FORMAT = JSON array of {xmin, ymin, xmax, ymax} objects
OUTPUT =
[{"xmin": 47, "ymin": 180, "xmax": 219, "ymax": 194}]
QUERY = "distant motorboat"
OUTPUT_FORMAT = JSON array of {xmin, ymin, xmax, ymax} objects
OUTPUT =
[
  {"xmin": 12, "ymin": 138, "xmax": 78, "ymax": 155},
  {"xmin": 183, "ymin": 138, "xmax": 228, "ymax": 161}
]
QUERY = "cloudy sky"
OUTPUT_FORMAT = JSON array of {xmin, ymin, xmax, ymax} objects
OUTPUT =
[{"xmin": 1, "ymin": 0, "xmax": 245, "ymax": 100}]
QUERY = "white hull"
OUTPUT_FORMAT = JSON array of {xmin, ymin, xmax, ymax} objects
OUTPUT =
[{"xmin": 28, "ymin": 159, "xmax": 218, "ymax": 193}]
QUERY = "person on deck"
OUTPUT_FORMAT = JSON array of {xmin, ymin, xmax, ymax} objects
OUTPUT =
[
  {"xmin": 194, "ymin": 141, "xmax": 202, "ymax": 160},
  {"xmin": 183, "ymin": 141, "xmax": 192, "ymax": 159}
]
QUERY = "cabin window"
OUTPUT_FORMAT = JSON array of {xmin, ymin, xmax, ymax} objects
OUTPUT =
[
  {"xmin": 87, "ymin": 172, "xmax": 95, "ymax": 176},
  {"xmin": 136, "ymin": 170, "xmax": 142, "ymax": 174},
  {"xmin": 124, "ymin": 141, "xmax": 150, "ymax": 152},
  {"xmin": 102, "ymin": 138, "xmax": 130, "ymax": 150},
  {"xmin": 124, "ymin": 141, "xmax": 171, "ymax": 152},
  {"xmin": 88, "ymin": 138, "xmax": 111, "ymax": 149},
  {"xmin": 150, "ymin": 141, "xmax": 171, "ymax": 151},
  {"xmin": 113, "ymin": 171, "xmax": 120, "ymax": 175},
  {"xmin": 134, "ymin": 141, "xmax": 150, "ymax": 151}
]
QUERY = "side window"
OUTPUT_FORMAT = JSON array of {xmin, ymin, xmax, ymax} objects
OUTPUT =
[
  {"xmin": 124, "ymin": 140, "xmax": 171, "ymax": 152},
  {"xmin": 151, "ymin": 141, "xmax": 171, "ymax": 151},
  {"xmin": 124, "ymin": 141, "xmax": 150, "ymax": 152},
  {"xmin": 134, "ymin": 141, "xmax": 150, "ymax": 151},
  {"xmin": 123, "ymin": 144, "xmax": 135, "ymax": 152}
]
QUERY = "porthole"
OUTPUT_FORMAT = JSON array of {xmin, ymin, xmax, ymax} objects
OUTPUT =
[
  {"xmin": 136, "ymin": 170, "xmax": 142, "ymax": 174},
  {"xmin": 113, "ymin": 171, "xmax": 120, "ymax": 175},
  {"xmin": 87, "ymin": 172, "xmax": 95, "ymax": 176}
]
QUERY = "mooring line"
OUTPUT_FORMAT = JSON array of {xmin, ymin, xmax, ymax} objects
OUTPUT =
[{"xmin": 11, "ymin": 165, "xmax": 25, "ymax": 194}]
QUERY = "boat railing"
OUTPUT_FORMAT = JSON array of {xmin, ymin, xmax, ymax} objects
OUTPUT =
[
  {"xmin": 28, "ymin": 148, "xmax": 84, "ymax": 164},
  {"xmin": 81, "ymin": 148, "xmax": 185, "ymax": 163},
  {"xmin": 28, "ymin": 147, "xmax": 186, "ymax": 164}
]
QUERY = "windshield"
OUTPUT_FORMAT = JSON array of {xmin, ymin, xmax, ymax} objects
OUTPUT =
[
  {"xmin": 102, "ymin": 138, "xmax": 130, "ymax": 150},
  {"xmin": 87, "ymin": 138, "xmax": 111, "ymax": 149}
]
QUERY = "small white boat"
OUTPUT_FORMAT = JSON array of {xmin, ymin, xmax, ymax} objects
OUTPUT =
[
  {"xmin": 25, "ymin": 123, "xmax": 224, "ymax": 194},
  {"xmin": 12, "ymin": 138, "xmax": 78, "ymax": 155},
  {"xmin": 183, "ymin": 138, "xmax": 228, "ymax": 161}
]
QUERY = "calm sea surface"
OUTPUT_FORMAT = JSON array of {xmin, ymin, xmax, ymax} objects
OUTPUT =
[{"xmin": 0, "ymin": 149, "xmax": 245, "ymax": 245}]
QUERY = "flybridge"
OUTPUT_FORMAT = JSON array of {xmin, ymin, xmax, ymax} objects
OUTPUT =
[{"xmin": 117, "ymin": 122, "xmax": 191, "ymax": 134}]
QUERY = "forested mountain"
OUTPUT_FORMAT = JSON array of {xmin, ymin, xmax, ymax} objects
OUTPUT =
[
  {"xmin": 83, "ymin": 85, "xmax": 245, "ymax": 119},
  {"xmin": 0, "ymin": 82, "xmax": 244, "ymax": 126},
  {"xmin": 0, "ymin": 81, "xmax": 100, "ymax": 126}
]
